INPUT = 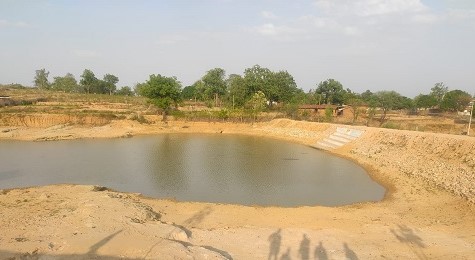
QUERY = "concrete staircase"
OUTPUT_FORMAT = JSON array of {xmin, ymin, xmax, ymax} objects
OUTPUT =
[{"xmin": 315, "ymin": 127, "xmax": 364, "ymax": 150}]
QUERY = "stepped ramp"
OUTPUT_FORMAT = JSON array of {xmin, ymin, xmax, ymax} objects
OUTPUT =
[{"xmin": 315, "ymin": 127, "xmax": 364, "ymax": 150}]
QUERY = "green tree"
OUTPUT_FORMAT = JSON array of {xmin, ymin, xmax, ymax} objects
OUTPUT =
[
  {"xmin": 268, "ymin": 70, "xmax": 298, "ymax": 106},
  {"xmin": 315, "ymin": 79, "xmax": 346, "ymax": 105},
  {"xmin": 226, "ymin": 74, "xmax": 247, "ymax": 108},
  {"xmin": 80, "ymin": 69, "xmax": 98, "ymax": 94},
  {"xmin": 361, "ymin": 89, "xmax": 374, "ymax": 102},
  {"xmin": 345, "ymin": 93, "xmax": 365, "ymax": 124},
  {"xmin": 398, "ymin": 96, "xmax": 414, "ymax": 110},
  {"xmin": 325, "ymin": 107, "xmax": 334, "ymax": 122},
  {"xmin": 304, "ymin": 89, "xmax": 323, "ymax": 105},
  {"xmin": 116, "ymin": 86, "xmax": 134, "ymax": 96},
  {"xmin": 181, "ymin": 85, "xmax": 197, "ymax": 100},
  {"xmin": 198, "ymin": 68, "xmax": 227, "ymax": 106},
  {"xmin": 414, "ymin": 94, "xmax": 437, "ymax": 109},
  {"xmin": 440, "ymin": 90, "xmax": 472, "ymax": 112},
  {"xmin": 374, "ymin": 91, "xmax": 402, "ymax": 125},
  {"xmin": 34, "ymin": 69, "xmax": 50, "ymax": 90},
  {"xmin": 134, "ymin": 82, "xmax": 147, "ymax": 96},
  {"xmin": 51, "ymin": 73, "xmax": 78, "ymax": 92},
  {"xmin": 103, "ymin": 74, "xmax": 119, "ymax": 95},
  {"xmin": 138, "ymin": 74, "xmax": 182, "ymax": 121},
  {"xmin": 90, "ymin": 80, "xmax": 109, "ymax": 94},
  {"xmin": 430, "ymin": 82, "xmax": 448, "ymax": 107},
  {"xmin": 246, "ymin": 90, "xmax": 267, "ymax": 122},
  {"xmin": 243, "ymin": 65, "xmax": 272, "ymax": 97}
]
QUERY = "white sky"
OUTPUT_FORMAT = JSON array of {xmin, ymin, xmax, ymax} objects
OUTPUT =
[{"xmin": 0, "ymin": 0, "xmax": 474, "ymax": 97}]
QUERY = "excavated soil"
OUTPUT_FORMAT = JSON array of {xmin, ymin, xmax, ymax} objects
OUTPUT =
[{"xmin": 1, "ymin": 118, "xmax": 474, "ymax": 259}]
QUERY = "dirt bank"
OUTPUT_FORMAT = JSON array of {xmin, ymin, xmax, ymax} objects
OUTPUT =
[{"xmin": 1, "ymin": 118, "xmax": 474, "ymax": 259}]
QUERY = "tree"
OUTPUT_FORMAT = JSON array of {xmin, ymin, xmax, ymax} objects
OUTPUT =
[
  {"xmin": 361, "ymin": 89, "xmax": 374, "ymax": 102},
  {"xmin": 201, "ymin": 68, "xmax": 226, "ymax": 106},
  {"xmin": 374, "ymin": 91, "xmax": 402, "ymax": 125},
  {"xmin": 137, "ymin": 74, "xmax": 182, "ymax": 121},
  {"xmin": 34, "ymin": 69, "xmax": 50, "ymax": 90},
  {"xmin": 430, "ymin": 82, "xmax": 448, "ymax": 107},
  {"xmin": 181, "ymin": 85, "xmax": 197, "ymax": 100},
  {"xmin": 226, "ymin": 74, "xmax": 247, "ymax": 108},
  {"xmin": 134, "ymin": 82, "xmax": 147, "ymax": 96},
  {"xmin": 268, "ymin": 70, "xmax": 298, "ymax": 105},
  {"xmin": 414, "ymin": 94, "xmax": 437, "ymax": 109},
  {"xmin": 345, "ymin": 93, "xmax": 365, "ymax": 124},
  {"xmin": 440, "ymin": 90, "xmax": 472, "ymax": 112},
  {"xmin": 304, "ymin": 89, "xmax": 323, "ymax": 105},
  {"xmin": 80, "ymin": 69, "xmax": 98, "ymax": 94},
  {"xmin": 103, "ymin": 74, "xmax": 119, "ymax": 95},
  {"xmin": 315, "ymin": 79, "xmax": 346, "ymax": 105},
  {"xmin": 51, "ymin": 73, "xmax": 78, "ymax": 92},
  {"xmin": 92, "ymin": 80, "xmax": 109, "ymax": 94},
  {"xmin": 246, "ymin": 91, "xmax": 267, "ymax": 122},
  {"xmin": 243, "ymin": 65, "xmax": 272, "ymax": 97},
  {"xmin": 116, "ymin": 86, "xmax": 134, "ymax": 96}
]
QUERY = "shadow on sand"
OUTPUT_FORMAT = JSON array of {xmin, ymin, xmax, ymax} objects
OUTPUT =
[
  {"xmin": 267, "ymin": 230, "xmax": 360, "ymax": 260},
  {"xmin": 391, "ymin": 224, "xmax": 427, "ymax": 260}
]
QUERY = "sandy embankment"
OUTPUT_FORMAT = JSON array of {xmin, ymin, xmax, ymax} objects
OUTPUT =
[{"xmin": 1, "ymin": 118, "xmax": 475, "ymax": 259}]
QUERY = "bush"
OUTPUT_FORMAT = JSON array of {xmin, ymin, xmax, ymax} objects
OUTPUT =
[
  {"xmin": 218, "ymin": 109, "xmax": 229, "ymax": 121},
  {"xmin": 325, "ymin": 107, "xmax": 333, "ymax": 122},
  {"xmin": 381, "ymin": 122, "xmax": 400, "ymax": 129},
  {"xmin": 130, "ymin": 113, "xmax": 148, "ymax": 124}
]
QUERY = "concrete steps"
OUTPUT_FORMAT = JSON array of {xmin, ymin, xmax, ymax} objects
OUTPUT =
[{"xmin": 315, "ymin": 127, "xmax": 364, "ymax": 150}]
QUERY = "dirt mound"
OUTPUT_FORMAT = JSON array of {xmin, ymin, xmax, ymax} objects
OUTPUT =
[
  {"xmin": 349, "ymin": 129, "xmax": 475, "ymax": 203},
  {"xmin": 0, "ymin": 114, "xmax": 112, "ymax": 127}
]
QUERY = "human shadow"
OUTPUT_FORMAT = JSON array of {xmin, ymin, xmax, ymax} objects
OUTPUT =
[
  {"xmin": 314, "ymin": 241, "xmax": 328, "ymax": 260},
  {"xmin": 390, "ymin": 224, "xmax": 427, "ymax": 260},
  {"xmin": 184, "ymin": 206, "xmax": 213, "ymax": 226},
  {"xmin": 88, "ymin": 230, "xmax": 123, "ymax": 255},
  {"xmin": 391, "ymin": 224, "xmax": 426, "ymax": 248},
  {"xmin": 343, "ymin": 242, "xmax": 358, "ymax": 260},
  {"xmin": 298, "ymin": 234, "xmax": 310, "ymax": 260},
  {"xmin": 268, "ymin": 229, "xmax": 282, "ymax": 260},
  {"xmin": 281, "ymin": 247, "xmax": 292, "ymax": 260}
]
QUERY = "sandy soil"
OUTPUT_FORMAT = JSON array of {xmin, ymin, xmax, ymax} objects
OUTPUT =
[{"xmin": 1, "ymin": 118, "xmax": 474, "ymax": 259}]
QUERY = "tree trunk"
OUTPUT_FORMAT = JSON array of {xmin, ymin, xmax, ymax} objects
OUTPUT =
[{"xmin": 162, "ymin": 110, "xmax": 168, "ymax": 122}]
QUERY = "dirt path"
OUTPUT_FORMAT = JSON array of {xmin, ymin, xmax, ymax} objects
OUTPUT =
[{"xmin": 1, "ymin": 119, "xmax": 474, "ymax": 259}]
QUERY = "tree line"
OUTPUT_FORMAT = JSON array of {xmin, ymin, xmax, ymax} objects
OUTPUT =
[
  {"xmin": 33, "ymin": 69, "xmax": 132, "ymax": 96},
  {"xmin": 33, "ymin": 66, "xmax": 473, "ymax": 120}
]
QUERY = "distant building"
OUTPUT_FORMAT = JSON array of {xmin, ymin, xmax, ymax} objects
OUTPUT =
[
  {"xmin": 0, "ymin": 96, "xmax": 13, "ymax": 107},
  {"xmin": 298, "ymin": 104, "xmax": 346, "ymax": 116}
]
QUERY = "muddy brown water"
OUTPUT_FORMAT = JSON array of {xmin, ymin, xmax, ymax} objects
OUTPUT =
[{"xmin": 0, "ymin": 134, "xmax": 385, "ymax": 206}]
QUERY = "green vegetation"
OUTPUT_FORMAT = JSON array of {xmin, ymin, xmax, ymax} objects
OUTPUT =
[
  {"xmin": 1, "ymin": 67, "xmax": 474, "ymax": 133},
  {"xmin": 34, "ymin": 69, "xmax": 50, "ymax": 90},
  {"xmin": 136, "ymin": 74, "xmax": 182, "ymax": 121}
]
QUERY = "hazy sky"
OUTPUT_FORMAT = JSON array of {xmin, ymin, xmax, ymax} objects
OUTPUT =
[{"xmin": 1, "ymin": 0, "xmax": 474, "ymax": 97}]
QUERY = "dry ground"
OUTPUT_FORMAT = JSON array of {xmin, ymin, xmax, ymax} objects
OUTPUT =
[{"xmin": 0, "ymin": 92, "xmax": 474, "ymax": 259}]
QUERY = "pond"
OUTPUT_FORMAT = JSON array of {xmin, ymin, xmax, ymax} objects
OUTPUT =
[{"xmin": 0, "ymin": 134, "xmax": 385, "ymax": 207}]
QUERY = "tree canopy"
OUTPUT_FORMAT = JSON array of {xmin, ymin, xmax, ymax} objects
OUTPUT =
[
  {"xmin": 414, "ymin": 94, "xmax": 437, "ymax": 109},
  {"xmin": 103, "ymin": 74, "xmax": 119, "ymax": 95},
  {"xmin": 440, "ymin": 90, "xmax": 472, "ymax": 112},
  {"xmin": 315, "ymin": 79, "xmax": 346, "ymax": 105},
  {"xmin": 137, "ymin": 74, "xmax": 182, "ymax": 120},
  {"xmin": 34, "ymin": 69, "xmax": 50, "ymax": 90},
  {"xmin": 430, "ymin": 82, "xmax": 448, "ymax": 107},
  {"xmin": 374, "ymin": 91, "xmax": 403, "ymax": 124},
  {"xmin": 79, "ymin": 69, "xmax": 97, "ymax": 94},
  {"xmin": 51, "ymin": 73, "xmax": 78, "ymax": 92}
]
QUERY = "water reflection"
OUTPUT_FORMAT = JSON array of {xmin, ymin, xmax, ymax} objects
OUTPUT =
[{"xmin": 0, "ymin": 134, "xmax": 385, "ymax": 206}]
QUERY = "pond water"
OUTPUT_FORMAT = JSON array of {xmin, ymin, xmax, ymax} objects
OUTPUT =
[{"xmin": 0, "ymin": 134, "xmax": 385, "ymax": 207}]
